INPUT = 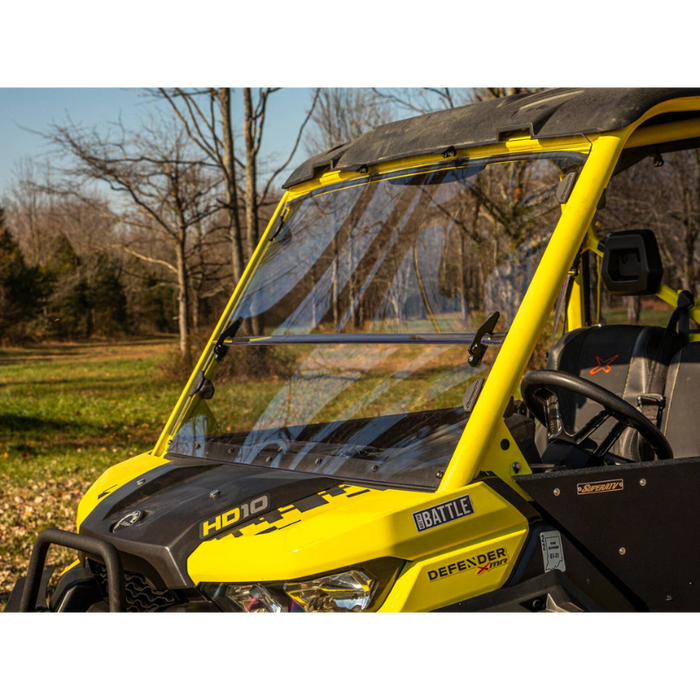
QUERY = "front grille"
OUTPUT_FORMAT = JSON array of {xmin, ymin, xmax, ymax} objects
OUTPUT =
[{"xmin": 89, "ymin": 560, "xmax": 178, "ymax": 613}]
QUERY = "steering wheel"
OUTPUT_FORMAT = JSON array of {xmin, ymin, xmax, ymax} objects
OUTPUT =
[{"xmin": 521, "ymin": 370, "xmax": 673, "ymax": 463}]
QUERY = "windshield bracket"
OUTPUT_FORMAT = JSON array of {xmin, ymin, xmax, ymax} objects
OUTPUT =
[
  {"xmin": 213, "ymin": 317, "xmax": 243, "ymax": 361},
  {"xmin": 468, "ymin": 312, "xmax": 500, "ymax": 368}
]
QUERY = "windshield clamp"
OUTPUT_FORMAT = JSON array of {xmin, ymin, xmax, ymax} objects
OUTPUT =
[
  {"xmin": 213, "ymin": 317, "xmax": 242, "ymax": 361},
  {"xmin": 468, "ymin": 312, "xmax": 500, "ymax": 368}
]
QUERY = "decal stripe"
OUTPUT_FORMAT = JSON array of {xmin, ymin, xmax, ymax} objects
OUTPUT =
[{"xmin": 213, "ymin": 483, "xmax": 373, "ymax": 539}]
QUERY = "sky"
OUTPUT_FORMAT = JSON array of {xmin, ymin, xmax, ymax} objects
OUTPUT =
[{"xmin": 0, "ymin": 88, "xmax": 318, "ymax": 192}]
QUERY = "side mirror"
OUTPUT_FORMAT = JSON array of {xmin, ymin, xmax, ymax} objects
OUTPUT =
[{"xmin": 601, "ymin": 229, "xmax": 663, "ymax": 295}]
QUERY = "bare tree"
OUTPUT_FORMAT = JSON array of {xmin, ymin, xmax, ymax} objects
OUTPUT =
[
  {"xmin": 188, "ymin": 210, "xmax": 232, "ymax": 332},
  {"xmin": 666, "ymin": 150, "xmax": 700, "ymax": 293},
  {"xmin": 155, "ymin": 89, "xmax": 247, "ymax": 287},
  {"xmin": 3, "ymin": 158, "xmax": 58, "ymax": 266},
  {"xmin": 156, "ymin": 88, "xmax": 321, "ymax": 292},
  {"xmin": 370, "ymin": 87, "xmax": 540, "ymax": 117},
  {"xmin": 241, "ymin": 88, "xmax": 320, "ymax": 249},
  {"xmin": 305, "ymin": 88, "xmax": 394, "ymax": 154},
  {"xmin": 41, "ymin": 116, "xmax": 223, "ymax": 364},
  {"xmin": 239, "ymin": 88, "xmax": 320, "ymax": 334},
  {"xmin": 370, "ymin": 88, "xmax": 472, "ymax": 115}
]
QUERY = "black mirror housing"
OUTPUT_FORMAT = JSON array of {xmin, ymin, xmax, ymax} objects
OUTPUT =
[{"xmin": 601, "ymin": 229, "xmax": 663, "ymax": 295}]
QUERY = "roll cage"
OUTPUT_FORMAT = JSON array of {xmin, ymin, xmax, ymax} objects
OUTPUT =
[{"xmin": 156, "ymin": 89, "xmax": 700, "ymax": 500}]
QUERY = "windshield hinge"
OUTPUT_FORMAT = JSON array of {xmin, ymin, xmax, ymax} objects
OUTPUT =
[
  {"xmin": 468, "ymin": 312, "xmax": 500, "ymax": 368},
  {"xmin": 189, "ymin": 370, "xmax": 215, "ymax": 400},
  {"xmin": 213, "ymin": 317, "xmax": 243, "ymax": 361}
]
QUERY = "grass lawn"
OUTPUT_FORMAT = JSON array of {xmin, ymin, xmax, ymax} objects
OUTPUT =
[{"xmin": 0, "ymin": 337, "xmax": 182, "ymax": 599}]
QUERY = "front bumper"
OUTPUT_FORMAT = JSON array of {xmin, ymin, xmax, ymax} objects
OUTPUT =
[{"xmin": 8, "ymin": 529, "xmax": 126, "ymax": 612}]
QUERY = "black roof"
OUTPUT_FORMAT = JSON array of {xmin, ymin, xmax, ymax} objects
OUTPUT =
[{"xmin": 284, "ymin": 88, "xmax": 700, "ymax": 189}]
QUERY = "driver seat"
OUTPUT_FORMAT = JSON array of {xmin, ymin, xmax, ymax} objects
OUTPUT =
[
  {"xmin": 660, "ymin": 342, "xmax": 700, "ymax": 458},
  {"xmin": 535, "ymin": 323, "xmax": 683, "ymax": 461}
]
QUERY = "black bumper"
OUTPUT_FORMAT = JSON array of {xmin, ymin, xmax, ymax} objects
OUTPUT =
[{"xmin": 9, "ymin": 529, "xmax": 125, "ymax": 612}]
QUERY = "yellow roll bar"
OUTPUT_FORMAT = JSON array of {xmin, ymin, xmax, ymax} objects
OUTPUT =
[{"xmin": 438, "ymin": 134, "xmax": 625, "ymax": 492}]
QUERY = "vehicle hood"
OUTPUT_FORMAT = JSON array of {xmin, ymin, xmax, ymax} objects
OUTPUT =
[
  {"xmin": 78, "ymin": 456, "xmax": 372, "ymax": 587},
  {"xmin": 78, "ymin": 455, "xmax": 523, "ymax": 589}
]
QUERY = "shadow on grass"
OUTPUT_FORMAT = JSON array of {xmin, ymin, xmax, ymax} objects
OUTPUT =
[
  {"xmin": 0, "ymin": 376, "xmax": 155, "ymax": 389},
  {"xmin": 0, "ymin": 355, "xmax": 146, "ymax": 368},
  {"xmin": 0, "ymin": 413, "xmax": 78, "ymax": 434},
  {"xmin": 0, "ymin": 336, "xmax": 178, "ymax": 366},
  {"xmin": 0, "ymin": 354, "xmax": 70, "ymax": 366},
  {"xmin": 0, "ymin": 416, "xmax": 164, "ymax": 448}
]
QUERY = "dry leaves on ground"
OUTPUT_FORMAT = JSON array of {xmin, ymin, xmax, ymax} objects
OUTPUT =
[{"xmin": 0, "ymin": 475, "xmax": 91, "ymax": 594}]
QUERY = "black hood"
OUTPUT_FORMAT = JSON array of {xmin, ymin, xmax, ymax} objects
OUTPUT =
[{"xmin": 79, "ymin": 456, "xmax": 345, "ymax": 588}]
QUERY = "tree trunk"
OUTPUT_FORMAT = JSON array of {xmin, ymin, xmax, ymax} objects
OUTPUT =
[
  {"xmin": 191, "ymin": 281, "xmax": 200, "ymax": 332},
  {"xmin": 219, "ymin": 88, "xmax": 245, "ymax": 287},
  {"xmin": 627, "ymin": 295, "xmax": 641, "ymax": 324},
  {"xmin": 243, "ymin": 88, "xmax": 263, "ymax": 335},
  {"xmin": 175, "ymin": 241, "xmax": 192, "ymax": 367},
  {"xmin": 460, "ymin": 234, "xmax": 468, "ymax": 322},
  {"xmin": 85, "ymin": 303, "xmax": 93, "ymax": 339},
  {"xmin": 242, "ymin": 89, "xmax": 260, "ymax": 262},
  {"xmin": 413, "ymin": 243, "xmax": 439, "ymax": 332}
]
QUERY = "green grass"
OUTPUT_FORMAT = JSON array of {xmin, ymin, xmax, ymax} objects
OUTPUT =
[
  {"xmin": 0, "ymin": 339, "xmax": 182, "ymax": 479},
  {"xmin": 600, "ymin": 308, "xmax": 671, "ymax": 327},
  {"xmin": 0, "ymin": 337, "xmax": 183, "ymax": 597}
]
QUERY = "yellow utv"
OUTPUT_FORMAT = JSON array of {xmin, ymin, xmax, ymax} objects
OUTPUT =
[{"xmin": 9, "ymin": 88, "xmax": 700, "ymax": 612}]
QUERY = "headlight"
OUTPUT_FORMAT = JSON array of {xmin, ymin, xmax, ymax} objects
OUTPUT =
[
  {"xmin": 201, "ymin": 559, "xmax": 402, "ymax": 613},
  {"xmin": 224, "ymin": 586, "xmax": 283, "ymax": 615},
  {"xmin": 284, "ymin": 570, "xmax": 374, "ymax": 612}
]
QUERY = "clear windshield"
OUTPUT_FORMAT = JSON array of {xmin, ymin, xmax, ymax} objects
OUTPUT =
[{"xmin": 169, "ymin": 153, "xmax": 586, "ymax": 488}]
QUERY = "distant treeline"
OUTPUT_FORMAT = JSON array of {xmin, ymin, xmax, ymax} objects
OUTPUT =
[{"xmin": 0, "ymin": 206, "xmax": 181, "ymax": 342}]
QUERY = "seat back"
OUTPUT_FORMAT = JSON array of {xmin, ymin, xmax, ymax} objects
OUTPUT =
[
  {"xmin": 661, "ymin": 343, "xmax": 700, "ymax": 458},
  {"xmin": 538, "ymin": 324, "xmax": 682, "ymax": 459}
]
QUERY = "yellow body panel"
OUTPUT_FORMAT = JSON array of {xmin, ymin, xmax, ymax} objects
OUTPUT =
[
  {"xmin": 567, "ymin": 269, "xmax": 586, "ymax": 332},
  {"xmin": 473, "ymin": 419, "xmax": 533, "ymax": 500},
  {"xmin": 187, "ymin": 482, "xmax": 528, "ymax": 586},
  {"xmin": 60, "ymin": 559, "xmax": 81, "ymax": 576},
  {"xmin": 380, "ymin": 528, "xmax": 527, "ymax": 612}
]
